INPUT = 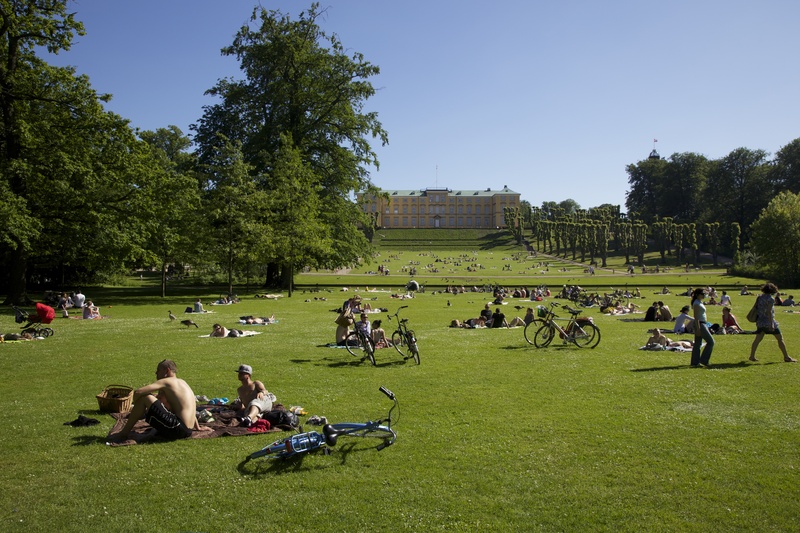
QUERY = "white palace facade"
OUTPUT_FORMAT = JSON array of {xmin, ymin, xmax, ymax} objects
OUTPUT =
[{"xmin": 359, "ymin": 186, "xmax": 520, "ymax": 229}]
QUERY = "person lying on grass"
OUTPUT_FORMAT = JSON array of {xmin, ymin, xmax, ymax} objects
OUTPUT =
[
  {"xmin": 107, "ymin": 359, "xmax": 212, "ymax": 442},
  {"xmin": 646, "ymin": 328, "xmax": 693, "ymax": 350}
]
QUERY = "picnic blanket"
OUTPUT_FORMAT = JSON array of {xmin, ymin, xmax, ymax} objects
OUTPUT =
[{"xmin": 105, "ymin": 405, "xmax": 281, "ymax": 446}]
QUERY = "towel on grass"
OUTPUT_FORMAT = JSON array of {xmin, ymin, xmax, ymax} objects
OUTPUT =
[
  {"xmin": 639, "ymin": 345, "xmax": 692, "ymax": 352},
  {"xmin": 198, "ymin": 330, "xmax": 261, "ymax": 338},
  {"xmin": 105, "ymin": 405, "xmax": 281, "ymax": 446}
]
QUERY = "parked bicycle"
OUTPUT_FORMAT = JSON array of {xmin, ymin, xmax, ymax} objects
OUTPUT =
[
  {"xmin": 522, "ymin": 305, "xmax": 548, "ymax": 345},
  {"xmin": 532, "ymin": 302, "xmax": 601, "ymax": 349},
  {"xmin": 345, "ymin": 325, "xmax": 376, "ymax": 366},
  {"xmin": 246, "ymin": 386, "xmax": 398, "ymax": 461},
  {"xmin": 387, "ymin": 306, "xmax": 420, "ymax": 364}
]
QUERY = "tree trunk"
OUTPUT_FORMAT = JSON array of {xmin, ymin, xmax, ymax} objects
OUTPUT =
[{"xmin": 2, "ymin": 242, "xmax": 31, "ymax": 305}]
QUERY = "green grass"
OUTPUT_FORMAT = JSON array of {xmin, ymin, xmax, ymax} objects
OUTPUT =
[{"xmin": 1, "ymin": 266, "xmax": 799, "ymax": 531}]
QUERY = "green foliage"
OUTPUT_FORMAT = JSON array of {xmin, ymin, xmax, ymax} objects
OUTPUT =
[
  {"xmin": 749, "ymin": 191, "xmax": 800, "ymax": 286},
  {"xmin": 192, "ymin": 3, "xmax": 386, "ymax": 284}
]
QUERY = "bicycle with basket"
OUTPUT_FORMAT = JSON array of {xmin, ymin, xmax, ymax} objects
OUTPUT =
[
  {"xmin": 387, "ymin": 305, "xmax": 420, "ymax": 364},
  {"xmin": 246, "ymin": 386, "xmax": 398, "ymax": 461},
  {"xmin": 530, "ymin": 301, "xmax": 601, "ymax": 349}
]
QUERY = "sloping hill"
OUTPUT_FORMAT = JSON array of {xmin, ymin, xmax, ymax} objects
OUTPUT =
[{"xmin": 372, "ymin": 229, "xmax": 524, "ymax": 251}]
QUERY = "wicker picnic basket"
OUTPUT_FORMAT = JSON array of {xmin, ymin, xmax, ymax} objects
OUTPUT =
[{"xmin": 96, "ymin": 384, "xmax": 133, "ymax": 413}]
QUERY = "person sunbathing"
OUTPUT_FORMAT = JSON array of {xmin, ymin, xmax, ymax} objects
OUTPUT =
[
  {"xmin": 646, "ymin": 328, "xmax": 693, "ymax": 349},
  {"xmin": 241, "ymin": 314, "xmax": 276, "ymax": 324},
  {"xmin": 210, "ymin": 324, "xmax": 229, "ymax": 337}
]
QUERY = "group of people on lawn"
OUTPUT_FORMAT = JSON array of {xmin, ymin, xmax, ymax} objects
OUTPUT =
[
  {"xmin": 108, "ymin": 361, "xmax": 276, "ymax": 442},
  {"xmin": 641, "ymin": 283, "xmax": 796, "ymax": 367}
]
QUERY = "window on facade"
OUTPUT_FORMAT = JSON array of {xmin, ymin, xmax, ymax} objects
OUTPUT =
[
  {"xmin": 467, "ymin": 217, "xmax": 472, "ymax": 226},
  {"xmin": 449, "ymin": 217, "xmax": 454, "ymax": 226},
  {"xmin": 402, "ymin": 217, "xmax": 408, "ymax": 226},
  {"xmin": 403, "ymin": 206, "xmax": 408, "ymax": 214}
]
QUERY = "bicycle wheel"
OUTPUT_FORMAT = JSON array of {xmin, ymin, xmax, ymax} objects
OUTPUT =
[
  {"xmin": 346, "ymin": 332, "xmax": 376, "ymax": 364},
  {"xmin": 364, "ymin": 335, "xmax": 376, "ymax": 366},
  {"xmin": 533, "ymin": 324, "xmax": 556, "ymax": 348},
  {"xmin": 41, "ymin": 328, "xmax": 54, "ymax": 338},
  {"xmin": 523, "ymin": 319, "xmax": 544, "ymax": 345},
  {"xmin": 572, "ymin": 323, "xmax": 601, "ymax": 348},
  {"xmin": 391, "ymin": 330, "xmax": 407, "ymax": 356}
]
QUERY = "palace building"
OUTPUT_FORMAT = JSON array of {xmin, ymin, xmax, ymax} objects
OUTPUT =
[{"xmin": 359, "ymin": 186, "xmax": 520, "ymax": 229}]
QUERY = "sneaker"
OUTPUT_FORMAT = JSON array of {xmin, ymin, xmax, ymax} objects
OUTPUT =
[{"xmin": 240, "ymin": 416, "xmax": 252, "ymax": 428}]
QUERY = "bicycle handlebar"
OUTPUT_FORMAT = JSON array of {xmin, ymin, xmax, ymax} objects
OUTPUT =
[{"xmin": 379, "ymin": 385, "xmax": 395, "ymax": 400}]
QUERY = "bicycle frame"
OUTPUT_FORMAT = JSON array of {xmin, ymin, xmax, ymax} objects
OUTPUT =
[
  {"xmin": 247, "ymin": 387, "xmax": 398, "ymax": 461},
  {"xmin": 533, "ymin": 302, "xmax": 600, "ymax": 349},
  {"xmin": 387, "ymin": 306, "xmax": 420, "ymax": 364}
]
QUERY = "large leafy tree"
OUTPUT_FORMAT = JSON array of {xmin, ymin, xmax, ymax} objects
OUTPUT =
[
  {"xmin": 192, "ymin": 3, "xmax": 388, "ymax": 290},
  {"xmin": 704, "ymin": 148, "xmax": 772, "ymax": 239},
  {"xmin": 749, "ymin": 191, "xmax": 800, "ymax": 286},
  {"xmin": 203, "ymin": 136, "xmax": 271, "ymax": 296},
  {"xmin": 138, "ymin": 126, "xmax": 203, "ymax": 297},
  {"xmin": 1, "ymin": 0, "xmax": 84, "ymax": 302},
  {"xmin": 264, "ymin": 134, "xmax": 327, "ymax": 296}
]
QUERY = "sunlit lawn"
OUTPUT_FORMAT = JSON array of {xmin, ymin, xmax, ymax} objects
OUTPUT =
[{"xmin": 1, "ymin": 255, "xmax": 797, "ymax": 532}]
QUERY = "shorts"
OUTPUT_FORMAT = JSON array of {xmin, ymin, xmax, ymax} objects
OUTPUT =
[
  {"xmin": 145, "ymin": 400, "xmax": 192, "ymax": 440},
  {"xmin": 248, "ymin": 393, "xmax": 276, "ymax": 415},
  {"xmin": 756, "ymin": 326, "xmax": 782, "ymax": 335}
]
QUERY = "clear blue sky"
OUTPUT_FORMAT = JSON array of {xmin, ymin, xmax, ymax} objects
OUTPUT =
[{"xmin": 44, "ymin": 0, "xmax": 800, "ymax": 210}]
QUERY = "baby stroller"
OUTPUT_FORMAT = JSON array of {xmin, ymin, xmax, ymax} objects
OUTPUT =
[{"xmin": 13, "ymin": 303, "xmax": 55, "ymax": 338}]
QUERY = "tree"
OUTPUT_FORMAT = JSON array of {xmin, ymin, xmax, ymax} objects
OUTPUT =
[
  {"xmin": 749, "ymin": 191, "xmax": 800, "ymax": 286},
  {"xmin": 704, "ymin": 147, "xmax": 772, "ymax": 235},
  {"xmin": 264, "ymin": 134, "xmax": 328, "ymax": 297},
  {"xmin": 625, "ymin": 157, "xmax": 667, "ymax": 221},
  {"xmin": 203, "ymin": 136, "xmax": 271, "ymax": 296},
  {"xmin": 771, "ymin": 138, "xmax": 800, "ymax": 194},
  {"xmin": 1, "ymin": 1, "xmax": 85, "ymax": 302},
  {"xmin": 192, "ymin": 3, "xmax": 387, "ymax": 289},
  {"xmin": 138, "ymin": 126, "xmax": 203, "ymax": 297}
]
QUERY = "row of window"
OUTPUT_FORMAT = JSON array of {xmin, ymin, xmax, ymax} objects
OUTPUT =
[
  {"xmin": 382, "ymin": 216, "xmax": 493, "ymax": 228},
  {"xmin": 369, "ymin": 204, "xmax": 507, "ymax": 215}
]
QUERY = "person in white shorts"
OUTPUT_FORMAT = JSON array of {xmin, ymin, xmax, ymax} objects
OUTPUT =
[{"xmin": 232, "ymin": 364, "xmax": 277, "ymax": 427}]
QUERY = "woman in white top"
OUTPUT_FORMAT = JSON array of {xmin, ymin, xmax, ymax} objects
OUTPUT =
[{"xmin": 690, "ymin": 288, "xmax": 714, "ymax": 367}]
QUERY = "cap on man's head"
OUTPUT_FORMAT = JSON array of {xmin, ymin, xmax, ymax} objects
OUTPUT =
[{"xmin": 236, "ymin": 364, "xmax": 252, "ymax": 375}]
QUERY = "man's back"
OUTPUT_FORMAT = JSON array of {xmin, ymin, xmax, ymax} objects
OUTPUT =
[{"xmin": 159, "ymin": 377, "xmax": 198, "ymax": 429}]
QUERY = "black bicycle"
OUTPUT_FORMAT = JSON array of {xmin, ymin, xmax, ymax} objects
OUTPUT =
[
  {"xmin": 387, "ymin": 306, "xmax": 420, "ymax": 364},
  {"xmin": 345, "ymin": 326, "xmax": 376, "ymax": 366}
]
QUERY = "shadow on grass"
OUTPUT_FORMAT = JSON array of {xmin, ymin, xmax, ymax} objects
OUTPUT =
[
  {"xmin": 237, "ymin": 441, "xmax": 368, "ymax": 476},
  {"xmin": 71, "ymin": 435, "xmax": 108, "ymax": 446},
  {"xmin": 631, "ymin": 360, "xmax": 754, "ymax": 372}
]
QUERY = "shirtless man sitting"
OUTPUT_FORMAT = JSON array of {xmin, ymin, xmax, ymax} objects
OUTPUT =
[
  {"xmin": 231, "ymin": 364, "xmax": 277, "ymax": 427},
  {"xmin": 108, "ymin": 359, "xmax": 211, "ymax": 442}
]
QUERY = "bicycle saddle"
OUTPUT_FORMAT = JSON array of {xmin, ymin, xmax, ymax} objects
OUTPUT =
[{"xmin": 322, "ymin": 424, "xmax": 342, "ymax": 446}]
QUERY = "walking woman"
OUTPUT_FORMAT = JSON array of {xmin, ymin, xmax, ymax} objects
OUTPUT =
[
  {"xmin": 691, "ymin": 288, "xmax": 714, "ymax": 367},
  {"xmin": 749, "ymin": 283, "xmax": 797, "ymax": 363}
]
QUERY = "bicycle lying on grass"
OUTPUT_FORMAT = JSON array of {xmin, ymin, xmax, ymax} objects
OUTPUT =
[
  {"xmin": 531, "ymin": 302, "xmax": 601, "ymax": 349},
  {"xmin": 387, "ymin": 306, "xmax": 420, "ymax": 364},
  {"xmin": 246, "ymin": 386, "xmax": 398, "ymax": 461}
]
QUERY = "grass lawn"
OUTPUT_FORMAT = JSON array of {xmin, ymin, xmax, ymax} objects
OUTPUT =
[{"xmin": 1, "ymin": 262, "xmax": 799, "ymax": 531}]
